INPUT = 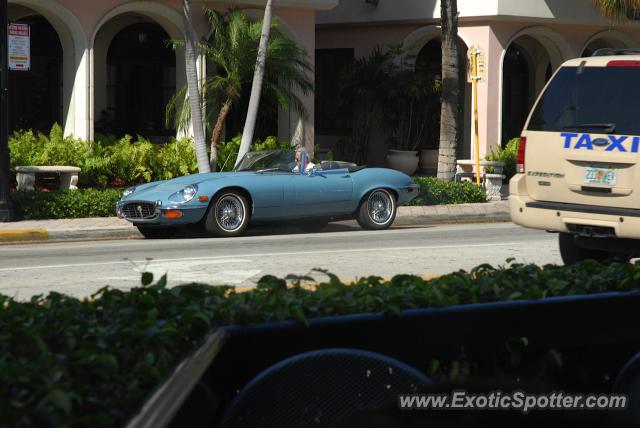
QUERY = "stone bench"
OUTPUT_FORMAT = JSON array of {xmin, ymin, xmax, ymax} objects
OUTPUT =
[{"xmin": 16, "ymin": 166, "xmax": 81, "ymax": 191}]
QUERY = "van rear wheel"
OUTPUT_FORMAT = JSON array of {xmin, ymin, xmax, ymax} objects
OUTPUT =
[{"xmin": 559, "ymin": 233, "xmax": 628, "ymax": 265}]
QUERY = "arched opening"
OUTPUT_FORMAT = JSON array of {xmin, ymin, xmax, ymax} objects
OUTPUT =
[
  {"xmin": 501, "ymin": 44, "xmax": 530, "ymax": 146},
  {"xmin": 7, "ymin": 13, "xmax": 62, "ymax": 134},
  {"xmin": 581, "ymin": 33, "xmax": 635, "ymax": 57},
  {"xmin": 501, "ymin": 33, "xmax": 563, "ymax": 146},
  {"xmin": 414, "ymin": 37, "xmax": 472, "ymax": 159},
  {"xmin": 96, "ymin": 21, "xmax": 176, "ymax": 140}
]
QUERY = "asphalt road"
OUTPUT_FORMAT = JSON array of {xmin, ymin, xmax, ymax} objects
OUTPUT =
[{"xmin": 0, "ymin": 221, "xmax": 561, "ymax": 300}]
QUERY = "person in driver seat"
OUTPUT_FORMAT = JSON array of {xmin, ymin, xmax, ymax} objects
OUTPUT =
[{"xmin": 292, "ymin": 147, "xmax": 315, "ymax": 173}]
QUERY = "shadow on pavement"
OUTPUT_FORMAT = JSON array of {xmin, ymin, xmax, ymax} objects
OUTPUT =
[{"xmin": 167, "ymin": 221, "xmax": 430, "ymax": 240}]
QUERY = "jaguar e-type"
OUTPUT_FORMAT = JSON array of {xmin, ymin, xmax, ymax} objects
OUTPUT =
[{"xmin": 116, "ymin": 150, "xmax": 419, "ymax": 238}]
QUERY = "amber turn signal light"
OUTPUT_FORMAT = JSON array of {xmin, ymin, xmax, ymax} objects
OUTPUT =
[
  {"xmin": 163, "ymin": 210, "xmax": 183, "ymax": 219},
  {"xmin": 198, "ymin": 196, "xmax": 209, "ymax": 202}
]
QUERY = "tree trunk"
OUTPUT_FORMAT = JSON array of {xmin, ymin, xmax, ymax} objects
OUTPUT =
[
  {"xmin": 235, "ymin": 0, "xmax": 274, "ymax": 168},
  {"xmin": 182, "ymin": 0, "xmax": 210, "ymax": 174},
  {"xmin": 437, "ymin": 0, "xmax": 460, "ymax": 181},
  {"xmin": 210, "ymin": 98, "xmax": 233, "ymax": 171}
]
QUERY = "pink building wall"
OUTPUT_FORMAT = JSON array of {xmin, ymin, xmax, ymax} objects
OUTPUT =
[{"xmin": 8, "ymin": 0, "xmax": 325, "ymax": 147}]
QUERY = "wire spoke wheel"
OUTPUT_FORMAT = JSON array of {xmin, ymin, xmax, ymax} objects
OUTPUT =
[
  {"xmin": 357, "ymin": 188, "xmax": 396, "ymax": 230},
  {"xmin": 367, "ymin": 191, "xmax": 393, "ymax": 225},
  {"xmin": 215, "ymin": 195, "xmax": 245, "ymax": 232}
]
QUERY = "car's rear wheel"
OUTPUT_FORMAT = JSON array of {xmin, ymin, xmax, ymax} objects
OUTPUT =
[
  {"xmin": 559, "ymin": 233, "xmax": 629, "ymax": 265},
  {"xmin": 136, "ymin": 225, "xmax": 176, "ymax": 239},
  {"xmin": 205, "ymin": 192, "xmax": 249, "ymax": 237},
  {"xmin": 356, "ymin": 189, "xmax": 396, "ymax": 230}
]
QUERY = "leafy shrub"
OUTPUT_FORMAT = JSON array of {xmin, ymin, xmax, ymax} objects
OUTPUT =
[
  {"xmin": 11, "ymin": 189, "xmax": 122, "ymax": 219},
  {"xmin": 485, "ymin": 138, "xmax": 520, "ymax": 180},
  {"xmin": 409, "ymin": 177, "xmax": 486, "ymax": 206},
  {"xmin": 9, "ymin": 126, "xmax": 199, "ymax": 188},
  {"xmin": 9, "ymin": 125, "xmax": 89, "ymax": 171},
  {"xmin": 155, "ymin": 137, "xmax": 198, "ymax": 180},
  {"xmin": 216, "ymin": 135, "xmax": 291, "ymax": 171},
  {"xmin": 1, "ymin": 260, "xmax": 640, "ymax": 427}
]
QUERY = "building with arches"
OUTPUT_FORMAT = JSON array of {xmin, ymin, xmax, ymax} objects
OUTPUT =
[
  {"xmin": 317, "ymin": 0, "xmax": 640, "ymax": 165},
  {"xmin": 10, "ymin": 0, "xmax": 640, "ymax": 168},
  {"xmin": 7, "ymin": 0, "xmax": 334, "ymax": 152}
]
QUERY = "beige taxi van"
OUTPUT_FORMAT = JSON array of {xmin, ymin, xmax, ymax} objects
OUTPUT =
[{"xmin": 509, "ymin": 50, "xmax": 640, "ymax": 264}]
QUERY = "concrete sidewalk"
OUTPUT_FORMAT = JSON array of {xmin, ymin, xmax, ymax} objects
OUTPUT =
[{"xmin": 0, "ymin": 200, "xmax": 509, "ymax": 244}]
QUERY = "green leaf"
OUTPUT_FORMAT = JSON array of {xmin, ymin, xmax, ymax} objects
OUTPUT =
[
  {"xmin": 48, "ymin": 389, "xmax": 72, "ymax": 414},
  {"xmin": 141, "ymin": 272, "xmax": 154, "ymax": 286}
]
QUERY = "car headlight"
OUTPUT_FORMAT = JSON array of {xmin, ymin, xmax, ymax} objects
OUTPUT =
[
  {"xmin": 122, "ymin": 187, "xmax": 136, "ymax": 198},
  {"xmin": 168, "ymin": 185, "xmax": 198, "ymax": 203}
]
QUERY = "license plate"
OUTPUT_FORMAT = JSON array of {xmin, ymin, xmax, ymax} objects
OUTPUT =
[{"xmin": 584, "ymin": 165, "xmax": 617, "ymax": 186}]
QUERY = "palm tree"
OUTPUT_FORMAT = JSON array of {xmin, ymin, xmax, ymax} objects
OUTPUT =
[
  {"xmin": 237, "ymin": 0, "xmax": 274, "ymax": 167},
  {"xmin": 167, "ymin": 8, "xmax": 312, "ymax": 171},
  {"xmin": 436, "ymin": 0, "xmax": 460, "ymax": 180},
  {"xmin": 181, "ymin": 0, "xmax": 210, "ymax": 173},
  {"xmin": 592, "ymin": 0, "xmax": 640, "ymax": 18}
]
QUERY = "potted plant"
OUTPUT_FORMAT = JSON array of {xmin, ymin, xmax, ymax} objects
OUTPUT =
[{"xmin": 383, "ymin": 49, "xmax": 441, "ymax": 175}]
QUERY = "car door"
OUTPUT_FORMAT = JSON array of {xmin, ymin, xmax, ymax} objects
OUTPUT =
[
  {"xmin": 292, "ymin": 168, "xmax": 353, "ymax": 216},
  {"xmin": 239, "ymin": 172, "xmax": 294, "ymax": 219}
]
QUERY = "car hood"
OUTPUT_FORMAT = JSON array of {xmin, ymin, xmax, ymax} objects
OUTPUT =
[{"xmin": 122, "ymin": 171, "xmax": 255, "ymax": 201}]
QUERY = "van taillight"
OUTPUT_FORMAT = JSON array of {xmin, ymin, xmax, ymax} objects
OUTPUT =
[
  {"xmin": 607, "ymin": 60, "xmax": 640, "ymax": 67},
  {"xmin": 516, "ymin": 136, "xmax": 526, "ymax": 174}
]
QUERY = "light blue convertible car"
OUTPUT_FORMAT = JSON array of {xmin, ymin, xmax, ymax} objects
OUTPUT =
[{"xmin": 116, "ymin": 150, "xmax": 419, "ymax": 238}]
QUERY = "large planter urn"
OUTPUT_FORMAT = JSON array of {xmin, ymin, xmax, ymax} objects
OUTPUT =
[
  {"xmin": 484, "ymin": 173, "xmax": 505, "ymax": 201},
  {"xmin": 419, "ymin": 149, "xmax": 438, "ymax": 175},
  {"xmin": 386, "ymin": 149, "xmax": 419, "ymax": 175}
]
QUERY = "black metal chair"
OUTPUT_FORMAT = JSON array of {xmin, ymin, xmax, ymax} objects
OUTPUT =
[{"xmin": 218, "ymin": 348, "xmax": 430, "ymax": 428}]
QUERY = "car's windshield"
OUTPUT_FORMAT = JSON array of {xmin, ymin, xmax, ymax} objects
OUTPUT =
[{"xmin": 234, "ymin": 150, "xmax": 296, "ymax": 172}]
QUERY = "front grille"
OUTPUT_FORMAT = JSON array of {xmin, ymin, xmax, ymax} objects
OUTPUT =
[{"xmin": 121, "ymin": 202, "xmax": 157, "ymax": 220}]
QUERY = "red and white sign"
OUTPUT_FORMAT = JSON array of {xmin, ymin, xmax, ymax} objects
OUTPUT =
[{"xmin": 8, "ymin": 23, "xmax": 30, "ymax": 71}]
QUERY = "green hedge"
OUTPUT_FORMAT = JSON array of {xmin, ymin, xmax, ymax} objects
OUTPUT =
[
  {"xmin": 11, "ymin": 189, "xmax": 121, "ymax": 220},
  {"xmin": 1, "ymin": 260, "xmax": 639, "ymax": 427},
  {"xmin": 9, "ymin": 126, "xmax": 293, "ymax": 188},
  {"xmin": 409, "ymin": 177, "xmax": 486, "ymax": 206}
]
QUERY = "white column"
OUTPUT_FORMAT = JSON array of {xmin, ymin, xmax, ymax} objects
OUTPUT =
[{"xmin": 68, "ymin": 47, "xmax": 91, "ymax": 141}]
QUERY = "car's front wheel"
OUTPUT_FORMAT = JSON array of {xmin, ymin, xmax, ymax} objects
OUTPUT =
[
  {"xmin": 356, "ymin": 189, "xmax": 396, "ymax": 230},
  {"xmin": 205, "ymin": 192, "xmax": 249, "ymax": 237},
  {"xmin": 136, "ymin": 225, "xmax": 176, "ymax": 239}
]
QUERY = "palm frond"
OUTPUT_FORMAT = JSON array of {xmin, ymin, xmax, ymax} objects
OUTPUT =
[{"xmin": 593, "ymin": 0, "xmax": 640, "ymax": 19}]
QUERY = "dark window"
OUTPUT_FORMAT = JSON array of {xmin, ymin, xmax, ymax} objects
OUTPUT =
[
  {"xmin": 528, "ymin": 66, "xmax": 640, "ymax": 135},
  {"xmin": 104, "ymin": 23, "xmax": 175, "ymax": 140},
  {"xmin": 502, "ymin": 45, "xmax": 530, "ymax": 145},
  {"xmin": 9, "ymin": 16, "xmax": 62, "ymax": 134},
  {"xmin": 315, "ymin": 48, "xmax": 354, "ymax": 135}
]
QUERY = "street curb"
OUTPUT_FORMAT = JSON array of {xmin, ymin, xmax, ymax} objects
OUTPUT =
[
  {"xmin": 395, "ymin": 211, "xmax": 511, "ymax": 226},
  {"xmin": 48, "ymin": 228, "xmax": 142, "ymax": 242},
  {"xmin": 0, "ymin": 229, "xmax": 49, "ymax": 242}
]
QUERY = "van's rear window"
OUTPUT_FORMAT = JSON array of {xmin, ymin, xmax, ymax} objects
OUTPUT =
[{"xmin": 528, "ymin": 66, "xmax": 640, "ymax": 135}]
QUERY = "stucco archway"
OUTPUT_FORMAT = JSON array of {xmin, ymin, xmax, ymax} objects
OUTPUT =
[
  {"xmin": 92, "ymin": 1, "xmax": 185, "ymax": 141},
  {"xmin": 9, "ymin": 0, "xmax": 87, "ymax": 138},
  {"xmin": 402, "ymin": 26, "xmax": 473, "ymax": 159},
  {"xmin": 581, "ymin": 30, "xmax": 638, "ymax": 57},
  {"xmin": 500, "ymin": 26, "xmax": 571, "ymax": 145}
]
